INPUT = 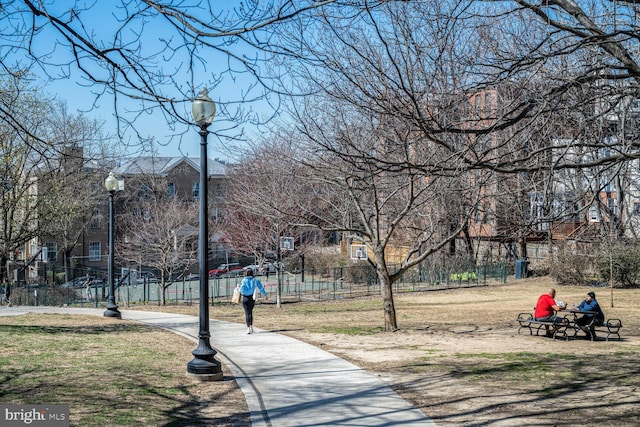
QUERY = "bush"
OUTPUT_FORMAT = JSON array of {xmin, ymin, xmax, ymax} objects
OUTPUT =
[
  {"xmin": 450, "ymin": 271, "xmax": 478, "ymax": 282},
  {"xmin": 55, "ymin": 272, "xmax": 66, "ymax": 285},
  {"xmin": 548, "ymin": 253, "xmax": 592, "ymax": 285},
  {"xmin": 303, "ymin": 249, "xmax": 349, "ymax": 278},
  {"xmin": 594, "ymin": 243, "xmax": 640, "ymax": 287},
  {"xmin": 343, "ymin": 263, "xmax": 376, "ymax": 285},
  {"xmin": 528, "ymin": 262, "xmax": 550, "ymax": 277}
]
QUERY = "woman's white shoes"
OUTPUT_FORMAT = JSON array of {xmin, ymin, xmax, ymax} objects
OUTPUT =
[{"xmin": 247, "ymin": 326, "xmax": 253, "ymax": 334}]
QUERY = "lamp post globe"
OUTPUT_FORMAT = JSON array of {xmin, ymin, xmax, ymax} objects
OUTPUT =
[
  {"xmin": 186, "ymin": 87, "xmax": 223, "ymax": 381},
  {"xmin": 104, "ymin": 172, "xmax": 121, "ymax": 319},
  {"xmin": 105, "ymin": 172, "xmax": 119, "ymax": 192},
  {"xmin": 191, "ymin": 88, "xmax": 216, "ymax": 127}
]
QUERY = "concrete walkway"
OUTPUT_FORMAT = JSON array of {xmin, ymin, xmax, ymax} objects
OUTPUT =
[{"xmin": 0, "ymin": 306, "xmax": 436, "ymax": 426}]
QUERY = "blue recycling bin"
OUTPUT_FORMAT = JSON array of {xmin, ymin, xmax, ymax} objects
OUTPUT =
[{"xmin": 515, "ymin": 259, "xmax": 529, "ymax": 279}]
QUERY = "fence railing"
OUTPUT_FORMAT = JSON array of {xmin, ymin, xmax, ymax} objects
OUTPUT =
[{"xmin": 2, "ymin": 262, "xmax": 507, "ymax": 308}]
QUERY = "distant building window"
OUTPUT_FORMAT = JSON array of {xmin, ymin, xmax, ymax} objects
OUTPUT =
[
  {"xmin": 476, "ymin": 134, "xmax": 490, "ymax": 151},
  {"xmin": 483, "ymin": 205, "xmax": 492, "ymax": 223},
  {"xmin": 138, "ymin": 184, "xmax": 151, "ymax": 199},
  {"xmin": 485, "ymin": 92, "xmax": 493, "ymax": 114},
  {"xmin": 475, "ymin": 204, "xmax": 492, "ymax": 224},
  {"xmin": 633, "ymin": 203, "xmax": 640, "ymax": 216},
  {"xmin": 89, "ymin": 209, "xmax": 101, "ymax": 229},
  {"xmin": 167, "ymin": 182, "xmax": 176, "ymax": 198},
  {"xmin": 192, "ymin": 182, "xmax": 199, "ymax": 198},
  {"xmin": 89, "ymin": 242, "xmax": 101, "ymax": 261},
  {"xmin": 45, "ymin": 242, "xmax": 57, "ymax": 262}
]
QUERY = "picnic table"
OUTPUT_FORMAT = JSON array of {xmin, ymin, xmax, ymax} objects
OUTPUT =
[{"xmin": 517, "ymin": 310, "xmax": 622, "ymax": 341}]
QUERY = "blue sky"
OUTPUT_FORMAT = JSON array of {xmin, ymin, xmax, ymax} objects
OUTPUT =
[
  {"xmin": 46, "ymin": 75, "xmax": 246, "ymax": 161},
  {"xmin": 20, "ymin": 1, "xmax": 275, "ymax": 161}
]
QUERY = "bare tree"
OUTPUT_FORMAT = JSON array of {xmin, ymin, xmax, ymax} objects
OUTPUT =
[
  {"xmin": 7, "ymin": 0, "xmax": 640, "ymax": 311},
  {"xmin": 0, "ymin": 76, "xmax": 113, "ymax": 283},
  {"xmin": 0, "ymin": 0, "xmax": 342, "ymax": 154},
  {"xmin": 238, "ymin": 0, "xmax": 640, "ymax": 328},
  {"xmin": 117, "ymin": 177, "xmax": 198, "ymax": 305},
  {"xmin": 257, "ymin": 2, "xmax": 497, "ymax": 330},
  {"xmin": 223, "ymin": 139, "xmax": 317, "ymax": 306},
  {"xmin": 4, "ymin": 1, "xmax": 640, "ymax": 164},
  {"xmin": 41, "ymin": 102, "xmax": 120, "ymax": 282}
]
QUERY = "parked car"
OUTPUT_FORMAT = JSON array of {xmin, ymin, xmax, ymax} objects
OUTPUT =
[
  {"xmin": 240, "ymin": 264, "xmax": 260, "ymax": 275},
  {"xmin": 86, "ymin": 278, "xmax": 106, "ymax": 288},
  {"xmin": 136, "ymin": 272, "xmax": 159, "ymax": 284},
  {"xmin": 184, "ymin": 274, "xmax": 199, "ymax": 281},
  {"xmin": 24, "ymin": 283, "xmax": 47, "ymax": 289},
  {"xmin": 241, "ymin": 262, "xmax": 281, "ymax": 276},
  {"xmin": 60, "ymin": 276, "xmax": 93, "ymax": 288},
  {"xmin": 209, "ymin": 263, "xmax": 243, "ymax": 278}
]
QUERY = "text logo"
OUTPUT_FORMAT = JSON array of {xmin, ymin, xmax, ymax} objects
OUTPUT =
[{"xmin": 0, "ymin": 405, "xmax": 69, "ymax": 426}]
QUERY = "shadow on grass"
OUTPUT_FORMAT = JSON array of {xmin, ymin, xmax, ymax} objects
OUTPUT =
[
  {"xmin": 0, "ymin": 321, "xmax": 249, "ymax": 427},
  {"xmin": 0, "ymin": 322, "xmax": 159, "ymax": 335},
  {"xmin": 393, "ymin": 354, "xmax": 640, "ymax": 426},
  {"xmin": 157, "ymin": 384, "xmax": 251, "ymax": 427},
  {"xmin": 1, "ymin": 371, "xmax": 249, "ymax": 427}
]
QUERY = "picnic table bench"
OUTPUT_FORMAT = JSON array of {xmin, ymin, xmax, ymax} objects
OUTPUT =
[
  {"xmin": 517, "ymin": 311, "xmax": 623, "ymax": 341},
  {"xmin": 591, "ymin": 319, "xmax": 622, "ymax": 341},
  {"xmin": 516, "ymin": 312, "xmax": 572, "ymax": 340}
]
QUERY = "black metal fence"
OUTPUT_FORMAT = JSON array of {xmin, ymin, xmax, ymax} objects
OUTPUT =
[{"xmin": 1, "ymin": 262, "xmax": 507, "ymax": 308}]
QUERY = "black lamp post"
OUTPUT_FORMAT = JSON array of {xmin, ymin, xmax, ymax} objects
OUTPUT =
[
  {"xmin": 186, "ymin": 87, "xmax": 223, "ymax": 380},
  {"xmin": 104, "ymin": 172, "xmax": 122, "ymax": 319}
]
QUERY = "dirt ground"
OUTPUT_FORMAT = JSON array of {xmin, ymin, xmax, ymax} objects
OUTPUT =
[
  {"xmin": 141, "ymin": 277, "xmax": 640, "ymax": 426},
  {"xmin": 253, "ymin": 277, "xmax": 640, "ymax": 427},
  {"xmin": 291, "ymin": 324, "xmax": 639, "ymax": 426}
]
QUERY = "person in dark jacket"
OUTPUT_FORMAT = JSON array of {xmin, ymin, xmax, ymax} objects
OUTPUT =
[{"xmin": 575, "ymin": 291, "xmax": 605, "ymax": 339}]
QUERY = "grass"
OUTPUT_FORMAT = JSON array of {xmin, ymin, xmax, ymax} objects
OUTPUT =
[
  {"xmin": 2, "ymin": 277, "xmax": 640, "ymax": 426},
  {"xmin": 0, "ymin": 314, "xmax": 248, "ymax": 427}
]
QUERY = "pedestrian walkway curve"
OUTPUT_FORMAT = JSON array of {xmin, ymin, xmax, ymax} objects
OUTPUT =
[{"xmin": 0, "ymin": 306, "xmax": 436, "ymax": 426}]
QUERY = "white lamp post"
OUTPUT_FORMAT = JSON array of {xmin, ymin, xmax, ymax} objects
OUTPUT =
[{"xmin": 186, "ymin": 88, "xmax": 223, "ymax": 380}]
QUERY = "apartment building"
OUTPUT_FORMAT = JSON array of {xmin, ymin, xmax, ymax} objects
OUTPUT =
[
  {"xmin": 29, "ymin": 156, "xmax": 228, "ymax": 284},
  {"xmin": 464, "ymin": 85, "xmax": 640, "ymax": 267}
]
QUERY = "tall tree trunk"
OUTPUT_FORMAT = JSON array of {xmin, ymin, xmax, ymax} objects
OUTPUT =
[
  {"xmin": 1, "ymin": 255, "xmax": 7, "ymax": 282},
  {"xmin": 63, "ymin": 249, "xmax": 74, "ymax": 282},
  {"xmin": 519, "ymin": 237, "xmax": 527, "ymax": 260},
  {"xmin": 378, "ymin": 266, "xmax": 398, "ymax": 331},
  {"xmin": 462, "ymin": 225, "xmax": 474, "ymax": 260}
]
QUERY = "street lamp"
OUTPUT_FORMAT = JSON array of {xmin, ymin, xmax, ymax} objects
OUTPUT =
[
  {"xmin": 186, "ymin": 87, "xmax": 223, "ymax": 381},
  {"xmin": 104, "ymin": 172, "xmax": 122, "ymax": 319}
]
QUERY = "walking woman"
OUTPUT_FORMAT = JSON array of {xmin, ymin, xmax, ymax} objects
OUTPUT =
[{"xmin": 239, "ymin": 268, "xmax": 268, "ymax": 334}]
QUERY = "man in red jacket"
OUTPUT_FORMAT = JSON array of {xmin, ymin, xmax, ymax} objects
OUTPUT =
[{"xmin": 534, "ymin": 288, "xmax": 567, "ymax": 337}]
